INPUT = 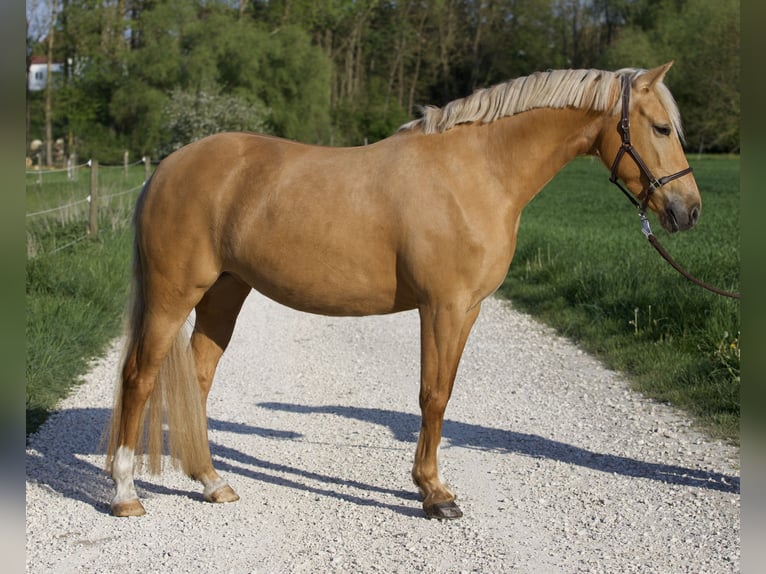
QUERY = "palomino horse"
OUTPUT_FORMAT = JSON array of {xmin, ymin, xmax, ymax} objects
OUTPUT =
[{"xmin": 106, "ymin": 62, "xmax": 700, "ymax": 519}]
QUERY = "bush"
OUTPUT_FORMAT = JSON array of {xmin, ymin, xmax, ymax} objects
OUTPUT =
[{"xmin": 159, "ymin": 86, "xmax": 271, "ymax": 156}]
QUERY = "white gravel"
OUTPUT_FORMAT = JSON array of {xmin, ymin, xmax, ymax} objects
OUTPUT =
[{"xmin": 26, "ymin": 292, "xmax": 740, "ymax": 573}]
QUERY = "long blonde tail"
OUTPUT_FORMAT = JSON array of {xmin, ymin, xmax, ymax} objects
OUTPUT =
[{"xmin": 105, "ymin": 184, "xmax": 210, "ymax": 477}]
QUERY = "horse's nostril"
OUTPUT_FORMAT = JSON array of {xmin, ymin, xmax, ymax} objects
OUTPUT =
[{"xmin": 690, "ymin": 204, "xmax": 700, "ymax": 225}]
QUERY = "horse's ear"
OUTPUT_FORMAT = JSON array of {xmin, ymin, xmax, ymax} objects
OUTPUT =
[{"xmin": 635, "ymin": 61, "xmax": 674, "ymax": 91}]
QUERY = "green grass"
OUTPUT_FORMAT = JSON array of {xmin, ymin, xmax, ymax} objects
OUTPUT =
[
  {"xmin": 499, "ymin": 156, "xmax": 740, "ymax": 443},
  {"xmin": 26, "ymin": 228, "xmax": 133, "ymax": 435}
]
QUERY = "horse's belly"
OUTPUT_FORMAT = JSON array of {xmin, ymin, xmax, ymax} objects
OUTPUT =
[{"xmin": 231, "ymin": 255, "xmax": 415, "ymax": 317}]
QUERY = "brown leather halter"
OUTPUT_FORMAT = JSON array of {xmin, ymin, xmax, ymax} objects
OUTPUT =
[
  {"xmin": 609, "ymin": 75, "xmax": 694, "ymax": 213},
  {"xmin": 609, "ymin": 75, "xmax": 740, "ymax": 300}
]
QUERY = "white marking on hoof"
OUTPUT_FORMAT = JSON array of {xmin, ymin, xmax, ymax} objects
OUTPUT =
[
  {"xmin": 111, "ymin": 446, "xmax": 140, "ymax": 509},
  {"xmin": 200, "ymin": 475, "xmax": 239, "ymax": 503},
  {"xmin": 202, "ymin": 477, "xmax": 228, "ymax": 501}
]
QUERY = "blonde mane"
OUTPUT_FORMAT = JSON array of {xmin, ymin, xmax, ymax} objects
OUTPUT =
[{"xmin": 398, "ymin": 67, "xmax": 684, "ymax": 140}]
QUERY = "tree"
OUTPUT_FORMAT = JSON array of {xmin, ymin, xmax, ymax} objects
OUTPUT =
[
  {"xmin": 601, "ymin": 26, "xmax": 657, "ymax": 70},
  {"xmin": 256, "ymin": 25, "xmax": 332, "ymax": 143},
  {"xmin": 654, "ymin": 0, "xmax": 740, "ymax": 152},
  {"xmin": 44, "ymin": 0, "xmax": 58, "ymax": 167},
  {"xmin": 26, "ymin": 0, "xmax": 739, "ymax": 155},
  {"xmin": 605, "ymin": 0, "xmax": 739, "ymax": 152}
]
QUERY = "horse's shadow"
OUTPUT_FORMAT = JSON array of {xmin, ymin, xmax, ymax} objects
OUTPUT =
[
  {"xmin": 26, "ymin": 408, "xmax": 318, "ymax": 514},
  {"xmin": 25, "ymin": 402, "xmax": 738, "ymax": 517},
  {"xmin": 255, "ymin": 402, "xmax": 739, "ymax": 493}
]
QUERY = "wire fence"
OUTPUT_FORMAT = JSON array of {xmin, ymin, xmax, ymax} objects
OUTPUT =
[{"xmin": 26, "ymin": 156, "xmax": 154, "ymax": 258}]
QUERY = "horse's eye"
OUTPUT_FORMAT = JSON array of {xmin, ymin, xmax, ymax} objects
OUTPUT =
[{"xmin": 653, "ymin": 125, "xmax": 672, "ymax": 137}]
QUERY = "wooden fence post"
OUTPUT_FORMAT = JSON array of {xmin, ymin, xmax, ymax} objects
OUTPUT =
[
  {"xmin": 124, "ymin": 150, "xmax": 129, "ymax": 176},
  {"xmin": 67, "ymin": 152, "xmax": 78, "ymax": 181},
  {"xmin": 88, "ymin": 160, "xmax": 98, "ymax": 238},
  {"xmin": 144, "ymin": 155, "xmax": 151, "ymax": 182}
]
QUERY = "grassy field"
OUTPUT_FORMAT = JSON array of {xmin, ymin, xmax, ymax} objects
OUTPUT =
[
  {"xmin": 25, "ymin": 157, "xmax": 740, "ymax": 443},
  {"xmin": 26, "ymin": 229, "xmax": 133, "ymax": 435},
  {"xmin": 500, "ymin": 155, "xmax": 739, "ymax": 443},
  {"xmin": 26, "ymin": 164, "xmax": 143, "ymax": 435}
]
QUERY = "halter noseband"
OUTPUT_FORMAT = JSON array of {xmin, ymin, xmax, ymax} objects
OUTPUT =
[{"xmin": 608, "ymin": 75, "xmax": 693, "ymax": 220}]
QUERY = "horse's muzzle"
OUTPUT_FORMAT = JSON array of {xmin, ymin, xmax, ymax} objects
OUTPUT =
[{"xmin": 660, "ymin": 198, "xmax": 700, "ymax": 233}]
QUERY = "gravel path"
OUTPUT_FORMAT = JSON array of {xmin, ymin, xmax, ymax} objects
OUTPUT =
[{"xmin": 26, "ymin": 292, "xmax": 740, "ymax": 573}]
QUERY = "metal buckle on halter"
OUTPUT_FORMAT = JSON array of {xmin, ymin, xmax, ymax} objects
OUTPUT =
[
  {"xmin": 620, "ymin": 117, "xmax": 630, "ymax": 144},
  {"xmin": 639, "ymin": 178, "xmax": 660, "ymax": 212}
]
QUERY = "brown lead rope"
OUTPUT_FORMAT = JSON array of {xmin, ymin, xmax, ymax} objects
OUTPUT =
[{"xmin": 637, "ymin": 213, "xmax": 740, "ymax": 300}]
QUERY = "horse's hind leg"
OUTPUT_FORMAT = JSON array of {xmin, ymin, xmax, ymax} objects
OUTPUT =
[
  {"xmin": 111, "ymin": 307, "xmax": 201, "ymax": 517},
  {"xmin": 412, "ymin": 301, "xmax": 481, "ymax": 519},
  {"xmin": 190, "ymin": 273, "xmax": 251, "ymax": 503}
]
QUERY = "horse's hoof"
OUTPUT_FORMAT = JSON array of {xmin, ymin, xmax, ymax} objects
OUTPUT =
[
  {"xmin": 424, "ymin": 500, "xmax": 463, "ymax": 520},
  {"xmin": 205, "ymin": 484, "xmax": 240, "ymax": 504},
  {"xmin": 111, "ymin": 498, "xmax": 146, "ymax": 517}
]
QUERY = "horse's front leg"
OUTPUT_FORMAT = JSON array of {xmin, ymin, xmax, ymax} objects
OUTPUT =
[{"xmin": 413, "ymin": 301, "xmax": 481, "ymax": 519}]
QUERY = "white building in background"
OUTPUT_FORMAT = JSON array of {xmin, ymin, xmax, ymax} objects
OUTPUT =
[{"xmin": 28, "ymin": 56, "xmax": 64, "ymax": 91}]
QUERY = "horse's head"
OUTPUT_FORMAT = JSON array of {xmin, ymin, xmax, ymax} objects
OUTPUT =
[{"xmin": 599, "ymin": 62, "xmax": 700, "ymax": 233}]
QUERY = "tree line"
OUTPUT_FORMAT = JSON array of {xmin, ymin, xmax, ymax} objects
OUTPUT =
[{"xmin": 26, "ymin": 0, "xmax": 739, "ymax": 165}]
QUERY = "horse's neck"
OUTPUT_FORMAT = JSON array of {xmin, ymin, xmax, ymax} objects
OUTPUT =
[{"xmin": 487, "ymin": 107, "xmax": 605, "ymax": 205}]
